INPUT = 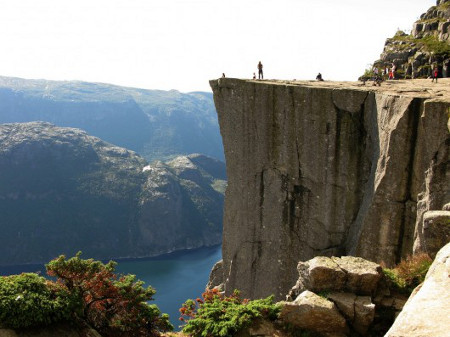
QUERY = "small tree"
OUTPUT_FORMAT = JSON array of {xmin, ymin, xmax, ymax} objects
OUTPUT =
[{"xmin": 46, "ymin": 252, "xmax": 173, "ymax": 336}]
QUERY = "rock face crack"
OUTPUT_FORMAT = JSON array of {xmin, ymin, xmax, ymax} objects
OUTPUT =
[{"xmin": 396, "ymin": 98, "xmax": 422, "ymax": 261}]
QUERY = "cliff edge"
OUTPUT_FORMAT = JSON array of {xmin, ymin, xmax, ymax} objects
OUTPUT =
[{"xmin": 209, "ymin": 78, "xmax": 449, "ymax": 300}]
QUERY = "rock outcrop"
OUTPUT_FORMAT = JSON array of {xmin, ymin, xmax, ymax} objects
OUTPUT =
[
  {"xmin": 372, "ymin": 0, "xmax": 450, "ymax": 79},
  {"xmin": 209, "ymin": 78, "xmax": 449, "ymax": 301},
  {"xmin": 284, "ymin": 256, "xmax": 382, "ymax": 336},
  {"xmin": 0, "ymin": 122, "xmax": 224, "ymax": 265},
  {"xmin": 386, "ymin": 242, "xmax": 450, "ymax": 336}
]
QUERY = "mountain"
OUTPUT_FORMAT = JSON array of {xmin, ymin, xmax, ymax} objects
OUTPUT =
[
  {"xmin": 0, "ymin": 122, "xmax": 224, "ymax": 266},
  {"xmin": 369, "ymin": 0, "xmax": 449, "ymax": 79},
  {"xmin": 0, "ymin": 76, "xmax": 224, "ymax": 162}
]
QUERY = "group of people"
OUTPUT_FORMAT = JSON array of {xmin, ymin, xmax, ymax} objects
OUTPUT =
[
  {"xmin": 222, "ymin": 61, "xmax": 442, "ymax": 84},
  {"xmin": 372, "ymin": 63, "xmax": 396, "ymax": 81},
  {"xmin": 251, "ymin": 61, "xmax": 324, "ymax": 81},
  {"xmin": 372, "ymin": 63, "xmax": 440, "ymax": 83}
]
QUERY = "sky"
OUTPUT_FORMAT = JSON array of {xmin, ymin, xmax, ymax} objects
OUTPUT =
[{"xmin": 0, "ymin": 0, "xmax": 436, "ymax": 92}]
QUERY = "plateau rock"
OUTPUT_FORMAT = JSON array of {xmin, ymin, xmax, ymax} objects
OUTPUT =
[{"xmin": 209, "ymin": 78, "xmax": 449, "ymax": 301}]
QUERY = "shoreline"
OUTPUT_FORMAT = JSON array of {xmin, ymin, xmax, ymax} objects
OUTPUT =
[{"xmin": 0, "ymin": 244, "xmax": 222, "ymax": 276}]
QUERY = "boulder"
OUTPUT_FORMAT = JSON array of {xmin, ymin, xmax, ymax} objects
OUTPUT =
[
  {"xmin": 206, "ymin": 259, "xmax": 224, "ymax": 290},
  {"xmin": 327, "ymin": 292, "xmax": 356, "ymax": 321},
  {"xmin": 353, "ymin": 296, "xmax": 376, "ymax": 335},
  {"xmin": 332, "ymin": 256, "xmax": 382, "ymax": 295},
  {"xmin": 279, "ymin": 291, "xmax": 348, "ymax": 336},
  {"xmin": 423, "ymin": 210, "xmax": 450, "ymax": 258},
  {"xmin": 386, "ymin": 243, "xmax": 450, "ymax": 336},
  {"xmin": 235, "ymin": 318, "xmax": 289, "ymax": 337},
  {"xmin": 327, "ymin": 292, "xmax": 375, "ymax": 335},
  {"xmin": 287, "ymin": 256, "xmax": 382, "ymax": 300},
  {"xmin": 288, "ymin": 257, "xmax": 346, "ymax": 299}
]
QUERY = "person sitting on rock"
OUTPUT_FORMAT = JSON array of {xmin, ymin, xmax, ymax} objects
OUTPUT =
[{"xmin": 316, "ymin": 73, "xmax": 323, "ymax": 81}]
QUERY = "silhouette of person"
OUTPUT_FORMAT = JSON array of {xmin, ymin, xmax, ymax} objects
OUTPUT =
[
  {"xmin": 253, "ymin": 72, "xmax": 256, "ymax": 79},
  {"xmin": 316, "ymin": 73, "xmax": 323, "ymax": 81},
  {"xmin": 257, "ymin": 61, "xmax": 263, "ymax": 79},
  {"xmin": 222, "ymin": 73, "xmax": 226, "ymax": 78}
]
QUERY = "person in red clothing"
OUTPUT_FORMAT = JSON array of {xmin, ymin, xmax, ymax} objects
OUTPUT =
[{"xmin": 431, "ymin": 67, "xmax": 438, "ymax": 83}]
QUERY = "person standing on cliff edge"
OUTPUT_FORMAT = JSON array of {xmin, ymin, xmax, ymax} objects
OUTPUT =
[{"xmin": 257, "ymin": 61, "xmax": 263, "ymax": 79}]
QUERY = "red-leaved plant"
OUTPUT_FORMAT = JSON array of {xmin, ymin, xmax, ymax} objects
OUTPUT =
[{"xmin": 46, "ymin": 252, "xmax": 172, "ymax": 337}]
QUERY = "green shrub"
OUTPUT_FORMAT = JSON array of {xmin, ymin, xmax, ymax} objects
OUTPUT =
[
  {"xmin": 383, "ymin": 253, "xmax": 432, "ymax": 294},
  {"xmin": 0, "ymin": 273, "xmax": 75, "ymax": 328},
  {"xmin": 46, "ymin": 252, "xmax": 173, "ymax": 337},
  {"xmin": 180, "ymin": 289, "xmax": 281, "ymax": 337}
]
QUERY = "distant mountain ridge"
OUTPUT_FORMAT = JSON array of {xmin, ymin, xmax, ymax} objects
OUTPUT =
[
  {"xmin": 0, "ymin": 76, "xmax": 224, "ymax": 162},
  {"xmin": 0, "ymin": 122, "xmax": 224, "ymax": 266}
]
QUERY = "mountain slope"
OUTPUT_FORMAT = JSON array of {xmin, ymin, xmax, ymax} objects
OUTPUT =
[
  {"xmin": 0, "ymin": 76, "xmax": 224, "ymax": 162},
  {"xmin": 0, "ymin": 122, "xmax": 224, "ymax": 265}
]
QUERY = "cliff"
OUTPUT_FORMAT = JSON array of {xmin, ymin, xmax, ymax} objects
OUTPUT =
[
  {"xmin": 0, "ymin": 122, "xmax": 224, "ymax": 265},
  {"xmin": 209, "ymin": 78, "xmax": 449, "ymax": 300}
]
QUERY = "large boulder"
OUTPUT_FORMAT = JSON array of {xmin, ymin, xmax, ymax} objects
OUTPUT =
[
  {"xmin": 279, "ymin": 291, "xmax": 348, "ymax": 337},
  {"xmin": 386, "ymin": 242, "xmax": 450, "ymax": 336},
  {"xmin": 285, "ymin": 256, "xmax": 383, "ymax": 335},
  {"xmin": 287, "ymin": 256, "xmax": 382, "ymax": 300}
]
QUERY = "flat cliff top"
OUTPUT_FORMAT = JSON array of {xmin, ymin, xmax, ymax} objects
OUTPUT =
[{"xmin": 211, "ymin": 78, "xmax": 450, "ymax": 102}]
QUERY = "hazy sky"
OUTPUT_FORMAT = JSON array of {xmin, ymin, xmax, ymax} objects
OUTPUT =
[{"xmin": 0, "ymin": 0, "xmax": 435, "ymax": 92}]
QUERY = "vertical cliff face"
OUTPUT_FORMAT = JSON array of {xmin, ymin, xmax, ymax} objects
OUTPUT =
[{"xmin": 210, "ymin": 78, "xmax": 449, "ymax": 300}]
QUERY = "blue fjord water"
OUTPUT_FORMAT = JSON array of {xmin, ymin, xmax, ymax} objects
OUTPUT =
[{"xmin": 0, "ymin": 245, "xmax": 222, "ymax": 329}]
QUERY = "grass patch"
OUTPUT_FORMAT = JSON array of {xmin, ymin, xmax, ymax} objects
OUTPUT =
[
  {"xmin": 383, "ymin": 253, "xmax": 432, "ymax": 294},
  {"xmin": 420, "ymin": 35, "xmax": 450, "ymax": 56}
]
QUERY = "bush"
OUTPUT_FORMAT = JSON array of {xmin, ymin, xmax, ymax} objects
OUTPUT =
[
  {"xmin": 383, "ymin": 253, "xmax": 432, "ymax": 294},
  {"xmin": 46, "ymin": 252, "xmax": 173, "ymax": 337},
  {"xmin": 179, "ymin": 288, "xmax": 281, "ymax": 337},
  {"xmin": 0, "ymin": 273, "xmax": 75, "ymax": 328}
]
